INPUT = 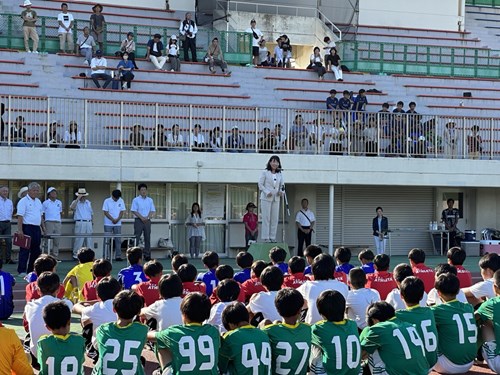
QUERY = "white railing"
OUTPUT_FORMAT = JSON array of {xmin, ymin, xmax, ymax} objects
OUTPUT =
[{"xmin": 1, "ymin": 94, "xmax": 499, "ymax": 159}]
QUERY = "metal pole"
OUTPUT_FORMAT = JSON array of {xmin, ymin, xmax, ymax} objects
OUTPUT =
[{"xmin": 328, "ymin": 184, "xmax": 334, "ymax": 256}]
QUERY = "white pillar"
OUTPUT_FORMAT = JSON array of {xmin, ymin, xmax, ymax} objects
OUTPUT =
[{"xmin": 328, "ymin": 184, "xmax": 334, "ymax": 256}]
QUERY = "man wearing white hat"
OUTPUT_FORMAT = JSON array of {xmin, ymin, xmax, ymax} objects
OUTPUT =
[
  {"xmin": 42, "ymin": 187, "xmax": 62, "ymax": 259},
  {"xmin": 21, "ymin": 0, "xmax": 39, "ymax": 53},
  {"xmin": 70, "ymin": 188, "xmax": 93, "ymax": 260}
]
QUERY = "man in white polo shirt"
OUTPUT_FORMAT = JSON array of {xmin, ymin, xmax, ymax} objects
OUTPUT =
[
  {"xmin": 0, "ymin": 186, "xmax": 14, "ymax": 264},
  {"xmin": 102, "ymin": 189, "xmax": 126, "ymax": 261},
  {"xmin": 131, "ymin": 183, "xmax": 155, "ymax": 261},
  {"xmin": 295, "ymin": 198, "xmax": 315, "ymax": 257},
  {"xmin": 70, "ymin": 188, "xmax": 93, "ymax": 260},
  {"xmin": 16, "ymin": 182, "xmax": 44, "ymax": 276},
  {"xmin": 42, "ymin": 187, "xmax": 62, "ymax": 260}
]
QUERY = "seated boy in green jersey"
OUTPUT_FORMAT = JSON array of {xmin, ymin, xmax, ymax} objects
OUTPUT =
[
  {"xmin": 396, "ymin": 276, "xmax": 438, "ymax": 369},
  {"xmin": 310, "ymin": 290, "xmax": 361, "ymax": 375},
  {"xmin": 150, "ymin": 292, "xmax": 220, "ymax": 374},
  {"xmin": 92, "ymin": 290, "xmax": 148, "ymax": 375},
  {"xmin": 360, "ymin": 301, "xmax": 429, "ymax": 375},
  {"xmin": 37, "ymin": 301, "xmax": 85, "ymax": 375},
  {"xmin": 262, "ymin": 288, "xmax": 311, "ymax": 375},
  {"xmin": 219, "ymin": 302, "xmax": 271, "ymax": 374},
  {"xmin": 431, "ymin": 273, "xmax": 477, "ymax": 374},
  {"xmin": 476, "ymin": 269, "xmax": 500, "ymax": 373}
]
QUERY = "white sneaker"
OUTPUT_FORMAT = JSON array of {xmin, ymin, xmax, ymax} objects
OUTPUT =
[
  {"xmin": 170, "ymin": 69, "xmax": 174, "ymax": 72},
  {"xmin": 83, "ymin": 60, "xmax": 89, "ymax": 66},
  {"xmin": 26, "ymin": 50, "xmax": 31, "ymax": 53},
  {"xmin": 33, "ymin": 51, "xmax": 38, "ymax": 54},
  {"xmin": 122, "ymin": 82, "xmax": 127, "ymax": 89}
]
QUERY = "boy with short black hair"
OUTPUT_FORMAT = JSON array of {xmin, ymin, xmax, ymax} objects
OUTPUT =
[
  {"xmin": 117, "ymin": 247, "xmax": 147, "ymax": 290},
  {"xmin": 386, "ymin": 263, "xmax": 428, "ymax": 310},
  {"xmin": 366, "ymin": 254, "xmax": 397, "ymax": 300},
  {"xmin": 426, "ymin": 263, "xmax": 467, "ymax": 306},
  {"xmin": 352, "ymin": 88, "xmax": 368, "ymax": 112},
  {"xmin": 447, "ymin": 246, "xmax": 472, "ymax": 288},
  {"xmin": 197, "ymin": 251, "xmax": 219, "ymax": 296},
  {"xmin": 234, "ymin": 251, "xmax": 253, "ymax": 284},
  {"xmin": 358, "ymin": 248, "xmax": 375, "ymax": 274},
  {"xmin": 178, "ymin": 263, "xmax": 206, "ymax": 297},
  {"xmin": 303, "ymin": 244, "xmax": 322, "ymax": 276},
  {"xmin": 219, "ymin": 301, "xmax": 271, "ymax": 374},
  {"xmin": 210, "ymin": 264, "xmax": 245, "ymax": 304},
  {"xmin": 26, "ymin": 254, "xmax": 65, "ymax": 301},
  {"xmin": 134, "ymin": 259, "xmax": 163, "ymax": 307},
  {"xmin": 408, "ymin": 248, "xmax": 435, "ymax": 293},
  {"xmin": 310, "ymin": 290, "xmax": 361, "ymax": 374},
  {"xmin": 248, "ymin": 266, "xmax": 284, "ymax": 322},
  {"xmin": 0, "ymin": 259, "xmax": 15, "ymax": 320},
  {"xmin": 207, "ymin": 279, "xmax": 241, "ymax": 333},
  {"xmin": 334, "ymin": 246, "xmax": 354, "ymax": 275},
  {"xmin": 463, "ymin": 252, "xmax": 500, "ymax": 305},
  {"xmin": 263, "ymin": 288, "xmax": 311, "ymax": 375},
  {"xmin": 151, "ymin": 292, "xmax": 220, "ymax": 374},
  {"xmin": 241, "ymin": 260, "xmax": 267, "ymax": 302},
  {"xmin": 432, "ymin": 273, "xmax": 477, "ymax": 373},
  {"xmin": 346, "ymin": 267, "xmax": 380, "ymax": 329},
  {"xmin": 93, "ymin": 290, "xmax": 147, "ymax": 374},
  {"xmin": 396, "ymin": 276, "xmax": 438, "ymax": 369},
  {"xmin": 171, "ymin": 253, "xmax": 188, "ymax": 273},
  {"xmin": 360, "ymin": 301, "xmax": 429, "ymax": 375},
  {"xmin": 63, "ymin": 247, "xmax": 95, "ymax": 302},
  {"xmin": 283, "ymin": 256, "xmax": 307, "ymax": 288},
  {"xmin": 82, "ymin": 258, "xmax": 112, "ymax": 301},
  {"xmin": 38, "ymin": 301, "xmax": 85, "ymax": 375},
  {"xmin": 269, "ymin": 246, "xmax": 288, "ymax": 274}
]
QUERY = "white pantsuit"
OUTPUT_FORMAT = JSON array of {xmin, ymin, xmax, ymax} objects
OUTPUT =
[{"xmin": 258, "ymin": 169, "xmax": 284, "ymax": 241}]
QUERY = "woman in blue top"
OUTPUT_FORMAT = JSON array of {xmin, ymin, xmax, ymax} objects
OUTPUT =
[{"xmin": 117, "ymin": 52, "xmax": 134, "ymax": 90}]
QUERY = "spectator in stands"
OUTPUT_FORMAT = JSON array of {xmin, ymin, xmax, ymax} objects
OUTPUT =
[
  {"xmin": 167, "ymin": 35, "xmax": 181, "ymax": 72},
  {"xmin": 120, "ymin": 32, "xmax": 139, "ymax": 69},
  {"xmin": 258, "ymin": 39, "xmax": 269, "ymax": 66},
  {"xmin": 117, "ymin": 52, "xmax": 134, "ymax": 90},
  {"xmin": 326, "ymin": 89, "xmax": 338, "ymax": 111},
  {"xmin": 468, "ymin": 124, "xmax": 482, "ymax": 159},
  {"xmin": 90, "ymin": 4, "xmax": 105, "ymax": 52},
  {"xmin": 246, "ymin": 19, "xmax": 264, "ymax": 66},
  {"xmin": 280, "ymin": 35, "xmax": 292, "ymax": 68},
  {"xmin": 209, "ymin": 126, "xmax": 223, "ymax": 152},
  {"xmin": 364, "ymin": 115, "xmax": 378, "ymax": 157},
  {"xmin": 206, "ymin": 37, "xmax": 230, "ymax": 75},
  {"xmin": 64, "ymin": 120, "xmax": 81, "ymax": 148},
  {"xmin": 290, "ymin": 114, "xmax": 308, "ymax": 153},
  {"xmin": 324, "ymin": 116, "xmax": 344, "ymax": 155},
  {"xmin": 274, "ymin": 37, "xmax": 284, "ymax": 67},
  {"xmin": 21, "ymin": 0, "xmax": 39, "ymax": 53},
  {"xmin": 258, "ymin": 127, "xmax": 275, "ymax": 153},
  {"xmin": 323, "ymin": 36, "xmax": 336, "ymax": 71},
  {"xmin": 76, "ymin": 26, "xmax": 95, "ymax": 66},
  {"xmin": 146, "ymin": 34, "xmax": 167, "ymax": 71},
  {"xmin": 226, "ymin": 126, "xmax": 246, "ymax": 152},
  {"xmin": 90, "ymin": 50, "xmax": 112, "ymax": 89},
  {"xmin": 151, "ymin": 124, "xmax": 166, "ymax": 150},
  {"xmin": 179, "ymin": 12, "xmax": 198, "ymax": 62},
  {"xmin": 0, "ymin": 102, "xmax": 5, "ymax": 141},
  {"xmin": 390, "ymin": 101, "xmax": 406, "ymax": 156},
  {"xmin": 10, "ymin": 115, "xmax": 28, "ymax": 147},
  {"xmin": 338, "ymin": 90, "xmax": 352, "ymax": 112},
  {"xmin": 273, "ymin": 123, "xmax": 286, "ymax": 152},
  {"xmin": 57, "ymin": 3, "xmax": 74, "ymax": 53},
  {"xmin": 308, "ymin": 47, "xmax": 326, "ymax": 80},
  {"xmin": 167, "ymin": 124, "xmax": 184, "ymax": 150},
  {"xmin": 330, "ymin": 48, "xmax": 343, "ymax": 81},
  {"xmin": 352, "ymin": 89, "xmax": 368, "ymax": 112},
  {"xmin": 443, "ymin": 120, "xmax": 458, "ymax": 159},
  {"xmin": 190, "ymin": 123, "xmax": 205, "ymax": 151},
  {"xmin": 40, "ymin": 121, "xmax": 61, "ymax": 147},
  {"xmin": 129, "ymin": 124, "xmax": 144, "ymax": 150}
]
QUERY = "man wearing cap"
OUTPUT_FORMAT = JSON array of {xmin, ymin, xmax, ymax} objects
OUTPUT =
[
  {"xmin": 16, "ymin": 182, "xmax": 44, "ymax": 276},
  {"xmin": 42, "ymin": 187, "xmax": 62, "ymax": 260},
  {"xmin": 146, "ymin": 34, "xmax": 167, "ymax": 70},
  {"xmin": 226, "ymin": 126, "xmax": 246, "ymax": 153},
  {"xmin": 245, "ymin": 19, "xmax": 264, "ymax": 66},
  {"xmin": 179, "ymin": 12, "xmax": 198, "ymax": 62},
  {"xmin": 102, "ymin": 190, "xmax": 126, "ymax": 261},
  {"xmin": 90, "ymin": 50, "xmax": 112, "ymax": 89},
  {"xmin": 70, "ymin": 188, "xmax": 93, "ymax": 260},
  {"xmin": 75, "ymin": 26, "xmax": 96, "ymax": 66},
  {"xmin": 0, "ymin": 186, "xmax": 14, "ymax": 264},
  {"xmin": 131, "ymin": 184, "xmax": 156, "ymax": 261},
  {"xmin": 21, "ymin": 0, "xmax": 39, "ymax": 53},
  {"xmin": 57, "ymin": 2, "xmax": 74, "ymax": 53}
]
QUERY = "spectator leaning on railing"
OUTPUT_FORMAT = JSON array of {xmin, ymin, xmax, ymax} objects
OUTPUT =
[{"xmin": 21, "ymin": 0, "xmax": 39, "ymax": 53}]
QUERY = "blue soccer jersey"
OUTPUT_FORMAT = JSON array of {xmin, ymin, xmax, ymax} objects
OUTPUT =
[
  {"xmin": 361, "ymin": 263, "xmax": 375, "ymax": 274},
  {"xmin": 276, "ymin": 262, "xmax": 288, "ymax": 275},
  {"xmin": 117, "ymin": 264, "xmax": 147, "ymax": 290},
  {"xmin": 197, "ymin": 269, "xmax": 218, "ymax": 296},
  {"xmin": 234, "ymin": 268, "xmax": 251, "ymax": 284},
  {"xmin": 304, "ymin": 265, "xmax": 312, "ymax": 276},
  {"xmin": 336, "ymin": 264, "xmax": 354, "ymax": 275},
  {"xmin": 0, "ymin": 270, "xmax": 15, "ymax": 319}
]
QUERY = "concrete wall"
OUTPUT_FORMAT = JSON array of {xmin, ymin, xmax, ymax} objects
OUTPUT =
[{"xmin": 66, "ymin": 0, "xmax": 195, "ymax": 11}]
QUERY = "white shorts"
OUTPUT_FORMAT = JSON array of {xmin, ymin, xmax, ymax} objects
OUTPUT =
[
  {"xmin": 368, "ymin": 350, "xmax": 389, "ymax": 375},
  {"xmin": 483, "ymin": 341, "xmax": 500, "ymax": 373},
  {"xmin": 433, "ymin": 354, "xmax": 473, "ymax": 374}
]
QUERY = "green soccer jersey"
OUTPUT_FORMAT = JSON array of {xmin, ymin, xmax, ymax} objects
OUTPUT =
[
  {"xmin": 432, "ymin": 300, "xmax": 477, "ymax": 365},
  {"xmin": 311, "ymin": 319, "xmax": 361, "ymax": 375},
  {"xmin": 155, "ymin": 323, "xmax": 221, "ymax": 375},
  {"xmin": 396, "ymin": 306, "xmax": 438, "ymax": 368},
  {"xmin": 37, "ymin": 334, "xmax": 85, "ymax": 375},
  {"xmin": 262, "ymin": 322, "xmax": 312, "ymax": 375},
  {"xmin": 360, "ymin": 317, "xmax": 429, "ymax": 375},
  {"xmin": 477, "ymin": 296, "xmax": 500, "ymax": 355},
  {"xmin": 219, "ymin": 325, "xmax": 271, "ymax": 375},
  {"xmin": 92, "ymin": 321, "xmax": 148, "ymax": 375}
]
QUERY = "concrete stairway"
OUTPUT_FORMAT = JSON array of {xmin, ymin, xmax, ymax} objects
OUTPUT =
[{"xmin": 466, "ymin": 5, "xmax": 500, "ymax": 50}]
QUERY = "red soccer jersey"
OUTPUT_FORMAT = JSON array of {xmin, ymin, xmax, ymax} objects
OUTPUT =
[
  {"xmin": 366, "ymin": 271, "xmax": 397, "ymax": 300},
  {"xmin": 136, "ymin": 277, "xmax": 161, "ymax": 307},
  {"xmin": 412, "ymin": 263, "xmax": 435, "ymax": 293},
  {"xmin": 82, "ymin": 276, "xmax": 104, "ymax": 301},
  {"xmin": 182, "ymin": 281, "xmax": 206, "ymax": 298},
  {"xmin": 241, "ymin": 277, "xmax": 266, "ymax": 303},
  {"xmin": 334, "ymin": 271, "xmax": 348, "ymax": 284},
  {"xmin": 283, "ymin": 272, "xmax": 308, "ymax": 289},
  {"xmin": 455, "ymin": 265, "xmax": 473, "ymax": 288},
  {"xmin": 25, "ymin": 282, "xmax": 65, "ymax": 301},
  {"xmin": 209, "ymin": 282, "xmax": 246, "ymax": 305}
]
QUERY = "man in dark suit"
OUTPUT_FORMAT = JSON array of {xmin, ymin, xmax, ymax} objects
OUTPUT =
[{"xmin": 372, "ymin": 207, "xmax": 388, "ymax": 255}]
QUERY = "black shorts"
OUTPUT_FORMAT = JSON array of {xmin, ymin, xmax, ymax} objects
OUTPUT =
[{"xmin": 252, "ymin": 46, "xmax": 259, "ymax": 57}]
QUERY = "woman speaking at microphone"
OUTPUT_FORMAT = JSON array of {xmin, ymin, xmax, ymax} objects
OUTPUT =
[{"xmin": 258, "ymin": 155, "xmax": 284, "ymax": 243}]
